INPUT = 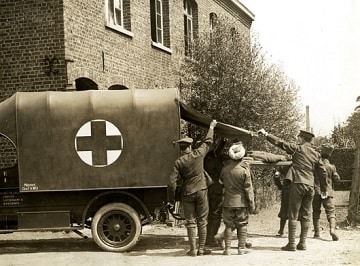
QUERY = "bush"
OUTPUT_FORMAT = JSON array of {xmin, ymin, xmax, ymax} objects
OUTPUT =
[
  {"xmin": 252, "ymin": 167, "xmax": 280, "ymax": 210},
  {"xmin": 331, "ymin": 148, "xmax": 354, "ymax": 191},
  {"xmin": 331, "ymin": 148, "xmax": 355, "ymax": 180}
]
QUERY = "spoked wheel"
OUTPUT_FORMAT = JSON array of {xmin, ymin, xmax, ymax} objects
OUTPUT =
[{"xmin": 91, "ymin": 203, "xmax": 141, "ymax": 252}]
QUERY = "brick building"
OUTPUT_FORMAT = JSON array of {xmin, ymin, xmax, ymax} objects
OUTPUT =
[
  {"xmin": 0, "ymin": 0, "xmax": 253, "ymax": 98},
  {"xmin": 0, "ymin": 0, "xmax": 253, "ymax": 167}
]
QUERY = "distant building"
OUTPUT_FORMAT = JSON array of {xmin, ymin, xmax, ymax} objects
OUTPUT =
[{"xmin": 0, "ymin": 0, "xmax": 254, "ymax": 97}]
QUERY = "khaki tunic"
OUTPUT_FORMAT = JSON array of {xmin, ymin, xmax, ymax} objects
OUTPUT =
[{"xmin": 266, "ymin": 134, "xmax": 327, "ymax": 192}]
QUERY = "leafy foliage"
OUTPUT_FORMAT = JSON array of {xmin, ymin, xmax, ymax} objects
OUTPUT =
[
  {"xmin": 328, "ymin": 112, "xmax": 357, "ymax": 191},
  {"xmin": 179, "ymin": 19, "xmax": 302, "ymax": 149},
  {"xmin": 344, "ymin": 111, "xmax": 360, "ymax": 145},
  {"xmin": 331, "ymin": 148, "xmax": 354, "ymax": 181},
  {"xmin": 331, "ymin": 124, "xmax": 355, "ymax": 148},
  {"xmin": 178, "ymin": 19, "xmax": 305, "ymax": 209}
]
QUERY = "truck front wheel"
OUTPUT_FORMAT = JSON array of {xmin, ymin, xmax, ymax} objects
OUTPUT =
[{"xmin": 91, "ymin": 203, "xmax": 141, "ymax": 252}]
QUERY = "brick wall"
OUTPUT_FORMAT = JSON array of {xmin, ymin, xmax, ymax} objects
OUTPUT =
[
  {"xmin": 0, "ymin": 0, "xmax": 67, "ymax": 101},
  {"xmin": 62, "ymin": 0, "xmax": 252, "ymax": 91}
]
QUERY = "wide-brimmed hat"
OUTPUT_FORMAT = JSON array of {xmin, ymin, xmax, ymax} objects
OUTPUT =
[{"xmin": 228, "ymin": 142, "xmax": 246, "ymax": 160}]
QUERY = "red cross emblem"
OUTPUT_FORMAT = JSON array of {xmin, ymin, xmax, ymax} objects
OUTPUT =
[{"xmin": 75, "ymin": 120, "xmax": 123, "ymax": 167}]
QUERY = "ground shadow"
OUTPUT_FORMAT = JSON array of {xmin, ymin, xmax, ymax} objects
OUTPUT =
[
  {"xmin": 0, "ymin": 233, "xmax": 189, "ymax": 255},
  {"xmin": 128, "ymin": 234, "xmax": 189, "ymax": 256},
  {"xmin": 0, "ymin": 238, "xmax": 99, "ymax": 254},
  {"xmin": 248, "ymin": 233, "xmax": 285, "ymax": 238}
]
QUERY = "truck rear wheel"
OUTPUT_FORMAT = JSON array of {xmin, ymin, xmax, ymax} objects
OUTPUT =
[{"xmin": 91, "ymin": 203, "xmax": 141, "ymax": 252}]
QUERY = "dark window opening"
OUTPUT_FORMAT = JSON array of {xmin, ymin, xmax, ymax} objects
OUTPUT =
[
  {"xmin": 75, "ymin": 78, "xmax": 98, "ymax": 91},
  {"xmin": 108, "ymin": 85, "xmax": 129, "ymax": 90}
]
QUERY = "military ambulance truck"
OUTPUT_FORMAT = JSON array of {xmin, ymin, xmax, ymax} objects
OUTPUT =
[{"xmin": 0, "ymin": 88, "xmax": 252, "ymax": 252}]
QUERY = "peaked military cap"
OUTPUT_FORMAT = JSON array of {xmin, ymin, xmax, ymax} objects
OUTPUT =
[
  {"xmin": 176, "ymin": 137, "xmax": 193, "ymax": 144},
  {"xmin": 298, "ymin": 130, "xmax": 315, "ymax": 139}
]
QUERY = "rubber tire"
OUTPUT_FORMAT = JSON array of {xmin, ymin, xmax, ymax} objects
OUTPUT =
[{"xmin": 91, "ymin": 203, "xmax": 141, "ymax": 252}]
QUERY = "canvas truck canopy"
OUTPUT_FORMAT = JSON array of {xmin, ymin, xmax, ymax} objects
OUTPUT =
[
  {"xmin": 178, "ymin": 100, "xmax": 255, "ymax": 144},
  {"xmin": 0, "ymin": 89, "xmax": 254, "ymax": 192},
  {"xmin": 0, "ymin": 93, "xmax": 17, "ymax": 147},
  {"xmin": 0, "ymin": 89, "xmax": 181, "ymax": 192}
]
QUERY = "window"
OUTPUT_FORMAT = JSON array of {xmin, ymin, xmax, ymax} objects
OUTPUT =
[
  {"xmin": 105, "ymin": 0, "xmax": 132, "ymax": 36},
  {"xmin": 150, "ymin": 0, "xmax": 171, "ymax": 52},
  {"xmin": 108, "ymin": 84, "xmax": 129, "ymax": 90},
  {"xmin": 184, "ymin": 0, "xmax": 198, "ymax": 57},
  {"xmin": 209, "ymin": 12, "xmax": 218, "ymax": 30},
  {"xmin": 156, "ymin": 0, "xmax": 163, "ymax": 44},
  {"xmin": 75, "ymin": 78, "xmax": 98, "ymax": 91}
]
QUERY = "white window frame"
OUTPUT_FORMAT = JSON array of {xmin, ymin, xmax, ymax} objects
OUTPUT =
[
  {"xmin": 155, "ymin": 0, "xmax": 164, "ymax": 44},
  {"xmin": 105, "ymin": 0, "xmax": 133, "ymax": 37},
  {"xmin": 184, "ymin": 1, "xmax": 194, "ymax": 56},
  {"xmin": 151, "ymin": 0, "xmax": 172, "ymax": 53}
]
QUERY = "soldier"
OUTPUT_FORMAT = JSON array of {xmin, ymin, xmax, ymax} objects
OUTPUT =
[
  {"xmin": 258, "ymin": 129, "xmax": 328, "ymax": 251},
  {"xmin": 167, "ymin": 120, "xmax": 217, "ymax": 256},
  {"xmin": 219, "ymin": 141, "xmax": 255, "ymax": 255},
  {"xmin": 204, "ymin": 138, "xmax": 226, "ymax": 247},
  {"xmin": 273, "ymin": 167, "xmax": 291, "ymax": 237},
  {"xmin": 313, "ymin": 144, "xmax": 340, "ymax": 241}
]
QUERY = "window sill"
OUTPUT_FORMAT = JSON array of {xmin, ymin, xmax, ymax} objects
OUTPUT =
[
  {"xmin": 106, "ymin": 24, "xmax": 134, "ymax": 38},
  {"xmin": 151, "ymin": 41, "xmax": 172, "ymax": 54}
]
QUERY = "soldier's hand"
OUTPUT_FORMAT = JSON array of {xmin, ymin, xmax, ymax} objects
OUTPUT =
[
  {"xmin": 210, "ymin": 120, "xmax": 217, "ymax": 129},
  {"xmin": 167, "ymin": 202, "xmax": 175, "ymax": 212},
  {"xmin": 321, "ymin": 191, "xmax": 328, "ymax": 199},
  {"xmin": 258, "ymin": 128, "xmax": 268, "ymax": 137},
  {"xmin": 274, "ymin": 171, "xmax": 281, "ymax": 178}
]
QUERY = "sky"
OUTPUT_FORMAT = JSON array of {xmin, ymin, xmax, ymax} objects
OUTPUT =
[{"xmin": 240, "ymin": 0, "xmax": 360, "ymax": 136}]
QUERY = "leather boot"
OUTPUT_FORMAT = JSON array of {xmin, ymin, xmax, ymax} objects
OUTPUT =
[
  {"xmin": 206, "ymin": 220, "xmax": 214, "ymax": 246},
  {"xmin": 197, "ymin": 226, "xmax": 211, "ymax": 255},
  {"xmin": 313, "ymin": 218, "xmax": 320, "ymax": 238},
  {"xmin": 296, "ymin": 221, "xmax": 309, "ymax": 250},
  {"xmin": 223, "ymin": 227, "xmax": 233, "ymax": 255},
  {"xmin": 245, "ymin": 242, "xmax": 252, "ymax": 248},
  {"xmin": 186, "ymin": 226, "xmax": 197, "ymax": 256},
  {"xmin": 212, "ymin": 217, "xmax": 222, "ymax": 241},
  {"xmin": 281, "ymin": 219, "xmax": 297, "ymax": 251},
  {"xmin": 237, "ymin": 225, "xmax": 249, "ymax": 255},
  {"xmin": 215, "ymin": 228, "xmax": 250, "ymax": 249},
  {"xmin": 277, "ymin": 219, "xmax": 287, "ymax": 236},
  {"xmin": 214, "ymin": 230, "xmax": 225, "ymax": 249},
  {"xmin": 329, "ymin": 218, "xmax": 339, "ymax": 241},
  {"xmin": 206, "ymin": 218, "xmax": 221, "ymax": 247}
]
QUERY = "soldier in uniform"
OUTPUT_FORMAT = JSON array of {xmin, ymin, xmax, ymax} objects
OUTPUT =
[
  {"xmin": 273, "ymin": 167, "xmax": 291, "ymax": 237},
  {"xmin": 219, "ymin": 141, "xmax": 255, "ymax": 255},
  {"xmin": 258, "ymin": 129, "xmax": 328, "ymax": 251},
  {"xmin": 313, "ymin": 144, "xmax": 340, "ymax": 241},
  {"xmin": 167, "ymin": 120, "xmax": 217, "ymax": 256},
  {"xmin": 204, "ymin": 138, "xmax": 226, "ymax": 247}
]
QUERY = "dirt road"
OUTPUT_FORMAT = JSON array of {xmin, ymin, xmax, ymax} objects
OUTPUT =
[{"xmin": 0, "ymin": 192, "xmax": 359, "ymax": 266}]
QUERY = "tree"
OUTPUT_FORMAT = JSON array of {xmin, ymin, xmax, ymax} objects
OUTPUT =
[
  {"xmin": 329, "ymin": 97, "xmax": 360, "ymax": 224},
  {"xmin": 345, "ymin": 111, "xmax": 360, "ymax": 144},
  {"xmin": 179, "ymin": 19, "xmax": 302, "ymax": 146},
  {"xmin": 330, "ymin": 95, "xmax": 360, "ymax": 148},
  {"xmin": 331, "ymin": 123, "xmax": 355, "ymax": 148}
]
